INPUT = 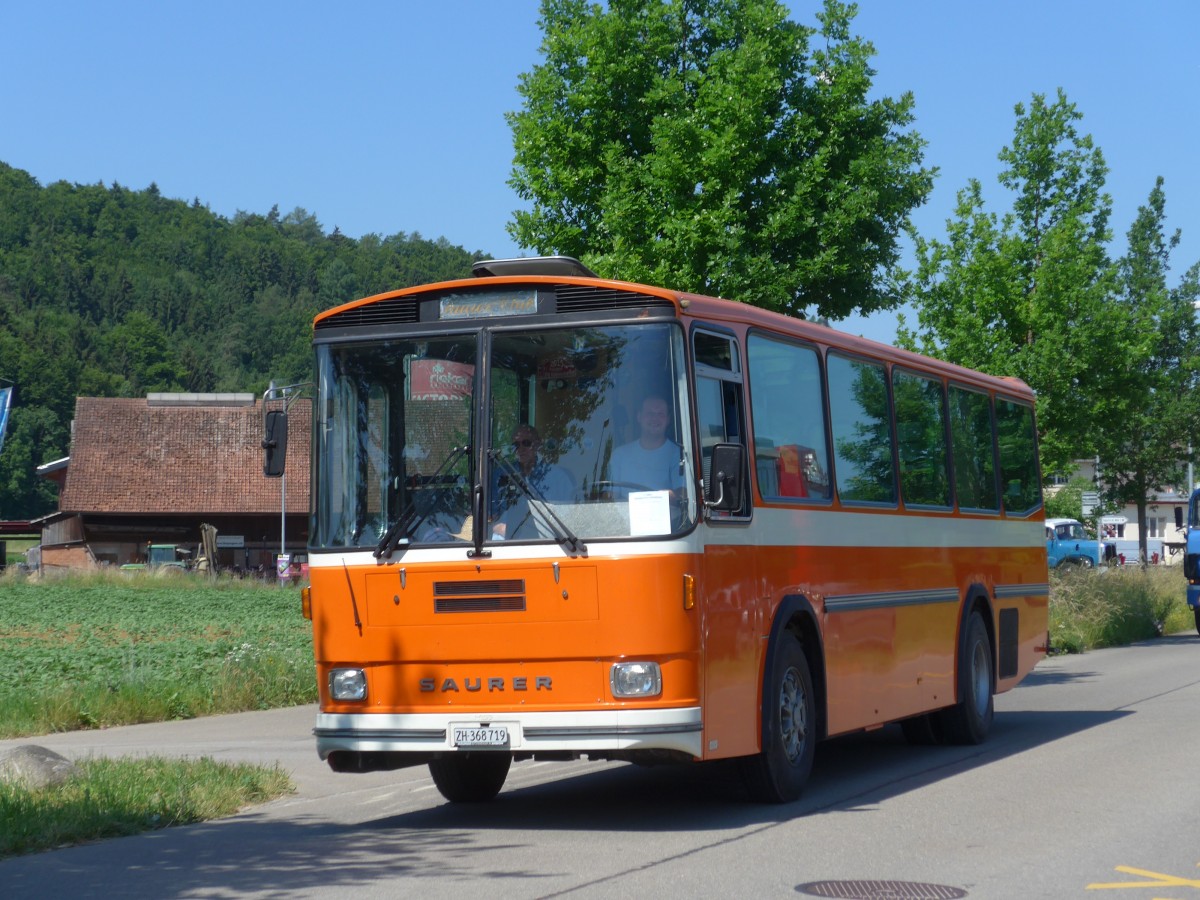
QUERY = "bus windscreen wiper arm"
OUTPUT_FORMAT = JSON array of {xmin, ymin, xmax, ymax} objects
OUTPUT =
[
  {"xmin": 374, "ymin": 444, "xmax": 468, "ymax": 560},
  {"xmin": 489, "ymin": 451, "xmax": 587, "ymax": 554}
]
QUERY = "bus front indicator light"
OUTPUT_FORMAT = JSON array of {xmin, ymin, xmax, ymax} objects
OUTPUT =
[
  {"xmin": 611, "ymin": 662, "xmax": 662, "ymax": 698},
  {"xmin": 330, "ymin": 668, "xmax": 367, "ymax": 701}
]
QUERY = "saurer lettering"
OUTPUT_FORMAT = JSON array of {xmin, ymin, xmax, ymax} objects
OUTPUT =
[{"xmin": 419, "ymin": 676, "xmax": 553, "ymax": 693}]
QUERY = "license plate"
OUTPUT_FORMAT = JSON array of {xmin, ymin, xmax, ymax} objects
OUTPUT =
[{"xmin": 452, "ymin": 725, "xmax": 510, "ymax": 748}]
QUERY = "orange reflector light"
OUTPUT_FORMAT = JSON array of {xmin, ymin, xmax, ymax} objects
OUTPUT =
[
  {"xmin": 683, "ymin": 573, "xmax": 695, "ymax": 610},
  {"xmin": 300, "ymin": 587, "xmax": 312, "ymax": 620}
]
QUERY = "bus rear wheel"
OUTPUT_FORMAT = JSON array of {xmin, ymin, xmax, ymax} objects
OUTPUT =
[
  {"xmin": 938, "ymin": 611, "xmax": 994, "ymax": 745},
  {"xmin": 428, "ymin": 752, "xmax": 512, "ymax": 803},
  {"xmin": 1194, "ymin": 607, "xmax": 1200, "ymax": 637},
  {"xmin": 740, "ymin": 635, "xmax": 816, "ymax": 803}
]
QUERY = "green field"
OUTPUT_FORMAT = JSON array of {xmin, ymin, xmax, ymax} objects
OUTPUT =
[{"xmin": 0, "ymin": 570, "xmax": 316, "ymax": 738}]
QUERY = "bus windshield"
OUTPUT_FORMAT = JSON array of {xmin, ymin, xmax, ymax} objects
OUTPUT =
[{"xmin": 312, "ymin": 320, "xmax": 697, "ymax": 550}]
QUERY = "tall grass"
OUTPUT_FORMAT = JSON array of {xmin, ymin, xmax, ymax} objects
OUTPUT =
[
  {"xmin": 0, "ymin": 568, "xmax": 315, "ymax": 739},
  {"xmin": 1049, "ymin": 564, "xmax": 1192, "ymax": 653}
]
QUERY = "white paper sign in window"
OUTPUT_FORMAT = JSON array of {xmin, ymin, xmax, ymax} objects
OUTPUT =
[{"xmin": 628, "ymin": 490, "xmax": 672, "ymax": 536}]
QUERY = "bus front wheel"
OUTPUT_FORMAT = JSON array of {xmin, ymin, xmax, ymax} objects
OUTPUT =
[
  {"xmin": 428, "ymin": 752, "xmax": 512, "ymax": 803},
  {"xmin": 740, "ymin": 635, "xmax": 816, "ymax": 803}
]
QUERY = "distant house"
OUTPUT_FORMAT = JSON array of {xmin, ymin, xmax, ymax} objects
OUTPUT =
[
  {"xmin": 1055, "ymin": 458, "xmax": 1190, "ymax": 565},
  {"xmin": 34, "ymin": 393, "xmax": 310, "ymax": 574}
]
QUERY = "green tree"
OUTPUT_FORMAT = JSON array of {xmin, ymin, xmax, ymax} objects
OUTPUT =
[
  {"xmin": 0, "ymin": 161, "xmax": 483, "ymax": 517},
  {"xmin": 0, "ymin": 405, "xmax": 66, "ymax": 518},
  {"xmin": 900, "ymin": 89, "xmax": 1117, "ymax": 475},
  {"xmin": 507, "ymin": 0, "xmax": 933, "ymax": 321},
  {"xmin": 1093, "ymin": 178, "xmax": 1200, "ymax": 563},
  {"xmin": 100, "ymin": 310, "xmax": 187, "ymax": 395}
]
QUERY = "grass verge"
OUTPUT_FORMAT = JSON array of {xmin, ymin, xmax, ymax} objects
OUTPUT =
[
  {"xmin": 1049, "ymin": 563, "xmax": 1192, "ymax": 653},
  {"xmin": 0, "ymin": 756, "xmax": 293, "ymax": 858}
]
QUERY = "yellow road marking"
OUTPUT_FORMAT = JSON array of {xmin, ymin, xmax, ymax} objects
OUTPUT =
[{"xmin": 1088, "ymin": 864, "xmax": 1200, "ymax": 891}]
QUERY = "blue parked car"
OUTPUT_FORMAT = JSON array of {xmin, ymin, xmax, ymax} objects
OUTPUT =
[{"xmin": 1045, "ymin": 518, "xmax": 1105, "ymax": 568}]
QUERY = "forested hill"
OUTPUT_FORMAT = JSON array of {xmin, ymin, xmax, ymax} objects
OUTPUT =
[{"xmin": 0, "ymin": 161, "xmax": 487, "ymax": 518}]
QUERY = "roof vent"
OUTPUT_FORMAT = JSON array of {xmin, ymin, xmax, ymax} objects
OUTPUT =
[{"xmin": 471, "ymin": 256, "xmax": 598, "ymax": 279}]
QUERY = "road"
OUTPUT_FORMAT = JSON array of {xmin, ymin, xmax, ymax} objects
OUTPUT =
[{"xmin": 1, "ymin": 634, "xmax": 1198, "ymax": 899}]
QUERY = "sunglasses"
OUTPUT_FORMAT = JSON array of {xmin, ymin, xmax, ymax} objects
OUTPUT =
[{"xmin": 512, "ymin": 438, "xmax": 536, "ymax": 448}]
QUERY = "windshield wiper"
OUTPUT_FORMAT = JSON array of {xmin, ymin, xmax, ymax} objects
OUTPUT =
[
  {"xmin": 374, "ymin": 444, "xmax": 469, "ymax": 560},
  {"xmin": 489, "ymin": 450, "xmax": 587, "ymax": 554}
]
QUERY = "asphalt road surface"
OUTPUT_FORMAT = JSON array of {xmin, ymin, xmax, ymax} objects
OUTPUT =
[{"xmin": 2, "ymin": 634, "xmax": 1198, "ymax": 899}]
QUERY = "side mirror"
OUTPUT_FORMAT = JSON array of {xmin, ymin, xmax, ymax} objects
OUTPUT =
[
  {"xmin": 263, "ymin": 409, "xmax": 288, "ymax": 477},
  {"xmin": 1177, "ymin": 506, "xmax": 1185, "ymax": 530},
  {"xmin": 706, "ymin": 443, "xmax": 745, "ymax": 512}
]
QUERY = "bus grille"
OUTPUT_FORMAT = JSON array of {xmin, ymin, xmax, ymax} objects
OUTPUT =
[
  {"xmin": 315, "ymin": 296, "xmax": 420, "ymax": 330},
  {"xmin": 435, "ymin": 597, "xmax": 527, "ymax": 613},
  {"xmin": 553, "ymin": 284, "xmax": 675, "ymax": 314},
  {"xmin": 434, "ymin": 579, "xmax": 526, "ymax": 613}
]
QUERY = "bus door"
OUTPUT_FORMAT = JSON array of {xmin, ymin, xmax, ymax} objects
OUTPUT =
[{"xmin": 692, "ymin": 329, "xmax": 759, "ymax": 757}]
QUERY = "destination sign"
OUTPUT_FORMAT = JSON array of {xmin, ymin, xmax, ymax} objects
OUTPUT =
[{"xmin": 440, "ymin": 290, "xmax": 537, "ymax": 320}]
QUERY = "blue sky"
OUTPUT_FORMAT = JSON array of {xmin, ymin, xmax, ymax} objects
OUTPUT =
[{"xmin": 4, "ymin": 1, "xmax": 1197, "ymax": 344}]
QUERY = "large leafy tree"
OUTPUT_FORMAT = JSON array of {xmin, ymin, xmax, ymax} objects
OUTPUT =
[
  {"xmin": 900, "ymin": 90, "xmax": 1117, "ymax": 475},
  {"xmin": 1094, "ymin": 178, "xmax": 1200, "ymax": 562},
  {"xmin": 507, "ymin": 0, "xmax": 933, "ymax": 321}
]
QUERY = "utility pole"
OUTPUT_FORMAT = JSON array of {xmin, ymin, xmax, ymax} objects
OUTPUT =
[{"xmin": 262, "ymin": 381, "xmax": 311, "ymax": 574}]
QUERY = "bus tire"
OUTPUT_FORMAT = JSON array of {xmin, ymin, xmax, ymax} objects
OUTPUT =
[
  {"xmin": 428, "ymin": 752, "xmax": 512, "ymax": 803},
  {"xmin": 1193, "ymin": 607, "xmax": 1199, "ymax": 637},
  {"xmin": 740, "ymin": 635, "xmax": 816, "ymax": 803},
  {"xmin": 938, "ymin": 611, "xmax": 993, "ymax": 745}
]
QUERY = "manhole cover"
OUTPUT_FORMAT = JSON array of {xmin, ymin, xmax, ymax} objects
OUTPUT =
[{"xmin": 796, "ymin": 881, "xmax": 968, "ymax": 900}]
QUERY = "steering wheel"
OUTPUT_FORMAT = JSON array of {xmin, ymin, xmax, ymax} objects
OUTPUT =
[{"xmin": 589, "ymin": 480, "xmax": 655, "ymax": 499}]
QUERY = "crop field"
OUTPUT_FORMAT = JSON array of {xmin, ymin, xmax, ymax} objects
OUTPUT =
[{"xmin": 0, "ymin": 571, "xmax": 316, "ymax": 738}]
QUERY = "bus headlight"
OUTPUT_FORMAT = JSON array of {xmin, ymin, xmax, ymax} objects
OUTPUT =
[
  {"xmin": 330, "ymin": 668, "xmax": 367, "ymax": 701},
  {"xmin": 610, "ymin": 662, "xmax": 662, "ymax": 698}
]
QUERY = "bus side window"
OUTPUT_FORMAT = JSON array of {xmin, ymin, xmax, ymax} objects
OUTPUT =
[
  {"xmin": 747, "ymin": 333, "xmax": 831, "ymax": 502},
  {"xmin": 694, "ymin": 330, "xmax": 748, "ymax": 516}
]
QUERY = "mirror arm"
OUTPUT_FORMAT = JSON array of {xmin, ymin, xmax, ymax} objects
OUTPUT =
[{"xmin": 704, "ymin": 475, "xmax": 727, "ymax": 510}]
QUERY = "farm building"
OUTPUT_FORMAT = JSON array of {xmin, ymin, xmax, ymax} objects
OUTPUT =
[{"xmin": 33, "ymin": 393, "xmax": 309, "ymax": 574}]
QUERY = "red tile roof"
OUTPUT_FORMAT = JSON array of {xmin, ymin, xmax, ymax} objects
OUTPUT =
[{"xmin": 59, "ymin": 397, "xmax": 311, "ymax": 514}]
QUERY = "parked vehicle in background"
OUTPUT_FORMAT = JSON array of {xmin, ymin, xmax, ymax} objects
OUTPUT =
[
  {"xmin": 120, "ymin": 542, "xmax": 189, "ymax": 571},
  {"xmin": 1175, "ymin": 490, "xmax": 1200, "ymax": 634},
  {"xmin": 1045, "ymin": 518, "xmax": 1105, "ymax": 568}
]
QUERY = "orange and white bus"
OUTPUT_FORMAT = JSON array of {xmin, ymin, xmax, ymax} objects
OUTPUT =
[{"xmin": 299, "ymin": 256, "xmax": 1048, "ymax": 803}]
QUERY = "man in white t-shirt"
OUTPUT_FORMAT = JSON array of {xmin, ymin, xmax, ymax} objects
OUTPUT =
[{"xmin": 609, "ymin": 395, "xmax": 684, "ymax": 495}]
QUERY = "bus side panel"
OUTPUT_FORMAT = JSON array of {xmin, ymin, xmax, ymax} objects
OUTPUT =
[
  {"xmin": 730, "ymin": 531, "xmax": 1045, "ymax": 740},
  {"xmin": 803, "ymin": 544, "xmax": 958, "ymax": 735},
  {"xmin": 700, "ymin": 540, "xmax": 961, "ymax": 753}
]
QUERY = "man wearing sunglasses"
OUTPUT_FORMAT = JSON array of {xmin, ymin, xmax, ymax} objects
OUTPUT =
[{"xmin": 491, "ymin": 424, "xmax": 577, "ymax": 539}]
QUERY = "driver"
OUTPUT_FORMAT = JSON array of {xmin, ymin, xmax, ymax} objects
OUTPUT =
[{"xmin": 492, "ymin": 424, "xmax": 577, "ymax": 539}]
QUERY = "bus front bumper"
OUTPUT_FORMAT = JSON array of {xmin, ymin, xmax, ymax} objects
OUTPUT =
[{"xmin": 314, "ymin": 707, "xmax": 703, "ymax": 760}]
